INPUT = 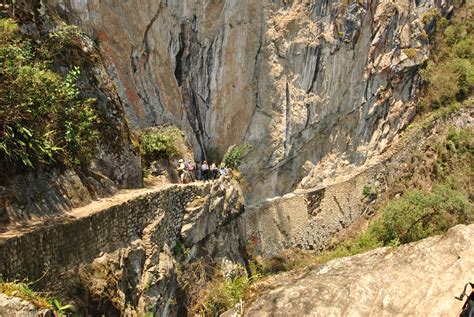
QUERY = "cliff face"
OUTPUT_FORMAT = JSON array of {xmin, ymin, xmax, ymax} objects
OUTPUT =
[{"xmin": 46, "ymin": 0, "xmax": 451, "ymax": 202}]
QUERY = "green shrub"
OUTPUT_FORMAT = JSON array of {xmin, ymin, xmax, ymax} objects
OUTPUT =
[
  {"xmin": 223, "ymin": 143, "xmax": 252, "ymax": 169},
  {"xmin": 0, "ymin": 18, "xmax": 98, "ymax": 170},
  {"xmin": 140, "ymin": 126, "xmax": 182, "ymax": 163},
  {"xmin": 420, "ymin": 4, "xmax": 473, "ymax": 110},
  {"xmin": 49, "ymin": 23, "xmax": 84, "ymax": 48},
  {"xmin": 369, "ymin": 185, "xmax": 471, "ymax": 245},
  {"xmin": 200, "ymin": 274, "xmax": 255, "ymax": 316},
  {"xmin": 311, "ymin": 185, "xmax": 470, "ymax": 266},
  {"xmin": 362, "ymin": 185, "xmax": 373, "ymax": 197},
  {"xmin": 446, "ymin": 126, "xmax": 472, "ymax": 154},
  {"xmin": 321, "ymin": 230, "xmax": 382, "ymax": 262},
  {"xmin": 172, "ymin": 241, "xmax": 190, "ymax": 259}
]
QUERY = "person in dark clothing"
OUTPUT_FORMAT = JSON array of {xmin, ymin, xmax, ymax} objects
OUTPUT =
[
  {"xmin": 201, "ymin": 160, "xmax": 209, "ymax": 181},
  {"xmin": 195, "ymin": 161, "xmax": 202, "ymax": 181},
  {"xmin": 210, "ymin": 161, "xmax": 217, "ymax": 179}
]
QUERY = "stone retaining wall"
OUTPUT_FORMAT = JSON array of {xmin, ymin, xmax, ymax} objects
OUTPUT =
[
  {"xmin": 242, "ymin": 108, "xmax": 473, "ymax": 257},
  {"xmin": 242, "ymin": 166, "xmax": 384, "ymax": 256},
  {"xmin": 0, "ymin": 185, "xmax": 207, "ymax": 289}
]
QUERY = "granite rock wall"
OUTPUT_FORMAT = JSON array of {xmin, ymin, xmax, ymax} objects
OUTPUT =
[{"xmin": 44, "ymin": 0, "xmax": 454, "ymax": 203}]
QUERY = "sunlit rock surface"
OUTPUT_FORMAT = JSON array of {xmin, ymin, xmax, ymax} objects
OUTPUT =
[
  {"xmin": 46, "ymin": 0, "xmax": 452, "ymax": 202},
  {"xmin": 243, "ymin": 224, "xmax": 474, "ymax": 316}
]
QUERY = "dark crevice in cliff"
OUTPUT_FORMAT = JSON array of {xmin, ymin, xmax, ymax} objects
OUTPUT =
[
  {"xmin": 203, "ymin": 37, "xmax": 217, "ymax": 110},
  {"xmin": 283, "ymin": 81, "xmax": 291, "ymax": 156},
  {"xmin": 174, "ymin": 31, "xmax": 185, "ymax": 87},
  {"xmin": 245, "ymin": 6, "xmax": 265, "ymax": 143},
  {"xmin": 175, "ymin": 22, "xmax": 208, "ymax": 159},
  {"xmin": 242, "ymin": 6, "xmax": 265, "ymax": 147},
  {"xmin": 363, "ymin": 78, "xmax": 371, "ymax": 102},
  {"xmin": 141, "ymin": 5, "xmax": 161, "ymax": 67},
  {"xmin": 307, "ymin": 46, "xmax": 322, "ymax": 93},
  {"xmin": 304, "ymin": 103, "xmax": 311, "ymax": 129},
  {"xmin": 128, "ymin": 5, "xmax": 165, "ymax": 127}
]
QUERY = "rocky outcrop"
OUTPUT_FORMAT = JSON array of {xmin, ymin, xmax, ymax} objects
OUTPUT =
[
  {"xmin": 78, "ymin": 240, "xmax": 180, "ymax": 317},
  {"xmin": 44, "ymin": 0, "xmax": 453, "ymax": 202},
  {"xmin": 243, "ymin": 224, "xmax": 474, "ymax": 316},
  {"xmin": 76, "ymin": 178, "xmax": 247, "ymax": 316}
]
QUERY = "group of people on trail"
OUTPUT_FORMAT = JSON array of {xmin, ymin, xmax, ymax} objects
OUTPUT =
[{"xmin": 176, "ymin": 159, "xmax": 228, "ymax": 184}]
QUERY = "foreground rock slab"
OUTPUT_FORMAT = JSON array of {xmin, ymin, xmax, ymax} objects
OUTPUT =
[
  {"xmin": 245, "ymin": 224, "xmax": 474, "ymax": 317},
  {"xmin": 0, "ymin": 293, "xmax": 53, "ymax": 317}
]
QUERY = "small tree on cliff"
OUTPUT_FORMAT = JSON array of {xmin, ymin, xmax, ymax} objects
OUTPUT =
[{"xmin": 223, "ymin": 144, "xmax": 252, "ymax": 169}]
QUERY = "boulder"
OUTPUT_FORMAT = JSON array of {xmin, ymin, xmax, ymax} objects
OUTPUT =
[{"xmin": 244, "ymin": 224, "xmax": 474, "ymax": 316}]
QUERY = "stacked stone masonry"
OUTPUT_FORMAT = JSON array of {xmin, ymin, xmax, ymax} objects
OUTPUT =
[{"xmin": 0, "ymin": 185, "xmax": 207, "ymax": 289}]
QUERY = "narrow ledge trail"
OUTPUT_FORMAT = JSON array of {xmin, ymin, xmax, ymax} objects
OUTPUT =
[{"xmin": 0, "ymin": 182, "xmax": 206, "ymax": 241}]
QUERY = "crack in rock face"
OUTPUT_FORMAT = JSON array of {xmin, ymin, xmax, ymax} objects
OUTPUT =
[{"xmin": 46, "ymin": 0, "xmax": 452, "ymax": 203}]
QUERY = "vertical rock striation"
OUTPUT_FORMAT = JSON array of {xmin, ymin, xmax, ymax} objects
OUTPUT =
[{"xmin": 46, "ymin": 0, "xmax": 452, "ymax": 202}]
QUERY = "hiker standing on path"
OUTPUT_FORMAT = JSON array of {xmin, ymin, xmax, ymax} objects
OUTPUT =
[
  {"xmin": 210, "ymin": 161, "xmax": 217, "ymax": 179},
  {"xmin": 188, "ymin": 160, "xmax": 196, "ymax": 182},
  {"xmin": 177, "ymin": 159, "xmax": 186, "ymax": 183},
  {"xmin": 219, "ymin": 165, "xmax": 227, "ymax": 177},
  {"xmin": 202, "ymin": 160, "xmax": 209, "ymax": 181}
]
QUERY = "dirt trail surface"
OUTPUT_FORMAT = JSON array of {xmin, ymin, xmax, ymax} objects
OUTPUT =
[{"xmin": 0, "ymin": 182, "xmax": 199, "ymax": 241}]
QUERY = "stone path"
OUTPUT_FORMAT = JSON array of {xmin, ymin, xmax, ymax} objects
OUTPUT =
[
  {"xmin": 249, "ymin": 106, "xmax": 473, "ymax": 209},
  {"xmin": 0, "ymin": 182, "xmax": 204, "ymax": 240}
]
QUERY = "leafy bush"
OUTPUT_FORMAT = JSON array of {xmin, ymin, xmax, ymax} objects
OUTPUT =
[
  {"xmin": 184, "ymin": 260, "xmax": 261, "ymax": 317},
  {"xmin": 49, "ymin": 23, "xmax": 84, "ymax": 48},
  {"xmin": 223, "ymin": 143, "xmax": 252, "ymax": 169},
  {"xmin": 362, "ymin": 185, "xmax": 373, "ymax": 197},
  {"xmin": 309, "ymin": 185, "xmax": 470, "ymax": 266},
  {"xmin": 315, "ymin": 185, "xmax": 471, "ymax": 266},
  {"xmin": 420, "ymin": 4, "xmax": 473, "ymax": 110},
  {"xmin": 198, "ymin": 272, "xmax": 257, "ymax": 316},
  {"xmin": 0, "ymin": 18, "xmax": 98, "ymax": 171},
  {"xmin": 140, "ymin": 127, "xmax": 183, "ymax": 163},
  {"xmin": 320, "ymin": 230, "xmax": 382, "ymax": 262},
  {"xmin": 369, "ymin": 185, "xmax": 471, "ymax": 245},
  {"xmin": 446, "ymin": 126, "xmax": 472, "ymax": 155}
]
